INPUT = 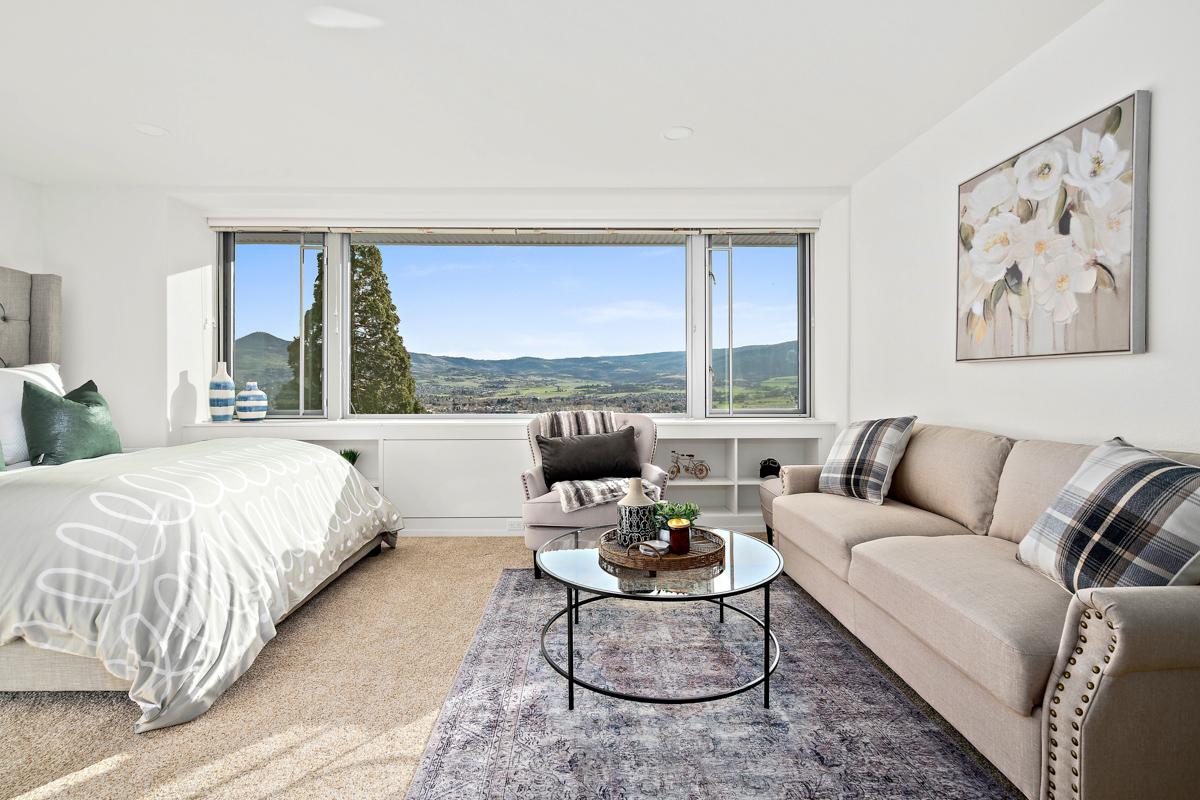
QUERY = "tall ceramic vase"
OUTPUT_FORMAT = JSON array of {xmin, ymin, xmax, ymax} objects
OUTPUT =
[
  {"xmin": 616, "ymin": 478, "xmax": 657, "ymax": 547},
  {"xmin": 235, "ymin": 381, "xmax": 269, "ymax": 421},
  {"xmin": 208, "ymin": 362, "xmax": 235, "ymax": 422}
]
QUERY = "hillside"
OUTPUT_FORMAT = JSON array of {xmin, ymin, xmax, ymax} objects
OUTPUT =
[{"xmin": 232, "ymin": 332, "xmax": 797, "ymax": 412}]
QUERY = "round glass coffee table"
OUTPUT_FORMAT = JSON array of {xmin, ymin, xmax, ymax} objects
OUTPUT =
[{"xmin": 535, "ymin": 525, "xmax": 782, "ymax": 710}]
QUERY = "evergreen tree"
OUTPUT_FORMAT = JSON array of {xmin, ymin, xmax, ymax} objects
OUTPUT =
[
  {"xmin": 282, "ymin": 245, "xmax": 422, "ymax": 414},
  {"xmin": 281, "ymin": 253, "xmax": 325, "ymax": 412},
  {"xmin": 349, "ymin": 245, "xmax": 423, "ymax": 413}
]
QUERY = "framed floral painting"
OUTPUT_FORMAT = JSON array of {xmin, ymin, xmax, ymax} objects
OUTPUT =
[{"xmin": 957, "ymin": 91, "xmax": 1149, "ymax": 361}]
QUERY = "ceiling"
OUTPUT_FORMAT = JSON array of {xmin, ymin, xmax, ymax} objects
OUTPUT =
[{"xmin": 0, "ymin": 0, "xmax": 1101, "ymax": 189}]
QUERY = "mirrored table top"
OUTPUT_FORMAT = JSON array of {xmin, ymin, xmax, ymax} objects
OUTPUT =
[{"xmin": 535, "ymin": 526, "xmax": 782, "ymax": 600}]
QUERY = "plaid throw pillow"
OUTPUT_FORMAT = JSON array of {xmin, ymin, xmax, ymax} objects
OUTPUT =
[
  {"xmin": 1017, "ymin": 438, "xmax": 1200, "ymax": 592},
  {"xmin": 819, "ymin": 416, "xmax": 917, "ymax": 504}
]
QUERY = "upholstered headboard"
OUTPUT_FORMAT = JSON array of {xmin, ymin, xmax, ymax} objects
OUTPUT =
[{"xmin": 0, "ymin": 266, "xmax": 62, "ymax": 368}]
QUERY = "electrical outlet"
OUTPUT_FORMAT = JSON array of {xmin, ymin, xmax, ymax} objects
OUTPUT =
[{"xmin": 506, "ymin": 519, "xmax": 524, "ymax": 532}]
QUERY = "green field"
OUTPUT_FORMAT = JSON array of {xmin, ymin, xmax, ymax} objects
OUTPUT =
[{"xmin": 234, "ymin": 333, "xmax": 798, "ymax": 413}]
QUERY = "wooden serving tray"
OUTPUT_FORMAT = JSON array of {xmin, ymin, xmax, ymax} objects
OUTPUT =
[{"xmin": 598, "ymin": 526, "xmax": 725, "ymax": 572}]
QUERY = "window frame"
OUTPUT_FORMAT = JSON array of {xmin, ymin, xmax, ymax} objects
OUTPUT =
[
  {"xmin": 704, "ymin": 232, "xmax": 811, "ymax": 418},
  {"xmin": 218, "ymin": 230, "xmax": 330, "ymax": 418},
  {"xmin": 218, "ymin": 229, "xmax": 812, "ymax": 420}
]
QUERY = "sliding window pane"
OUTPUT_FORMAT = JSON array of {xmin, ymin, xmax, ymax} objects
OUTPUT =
[
  {"xmin": 709, "ymin": 245, "xmax": 731, "ymax": 414},
  {"xmin": 348, "ymin": 236, "xmax": 687, "ymax": 414},
  {"xmin": 731, "ymin": 238, "xmax": 800, "ymax": 411},
  {"xmin": 231, "ymin": 232, "xmax": 325, "ymax": 416}
]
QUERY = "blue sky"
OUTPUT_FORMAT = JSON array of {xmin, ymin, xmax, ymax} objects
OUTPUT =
[{"xmin": 235, "ymin": 243, "xmax": 797, "ymax": 359}]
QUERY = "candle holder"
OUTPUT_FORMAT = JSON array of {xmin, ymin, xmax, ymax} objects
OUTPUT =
[{"xmin": 667, "ymin": 518, "xmax": 691, "ymax": 555}]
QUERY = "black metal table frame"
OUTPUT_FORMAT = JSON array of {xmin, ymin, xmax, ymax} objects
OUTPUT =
[{"xmin": 537, "ymin": 572, "xmax": 781, "ymax": 710}]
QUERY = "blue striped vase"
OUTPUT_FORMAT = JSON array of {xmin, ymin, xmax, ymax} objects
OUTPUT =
[
  {"xmin": 208, "ymin": 362, "xmax": 235, "ymax": 422},
  {"xmin": 235, "ymin": 381, "xmax": 269, "ymax": 421}
]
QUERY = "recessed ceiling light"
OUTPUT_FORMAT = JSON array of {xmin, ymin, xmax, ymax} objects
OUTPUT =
[
  {"xmin": 305, "ymin": 5, "xmax": 384, "ymax": 29},
  {"xmin": 662, "ymin": 126, "xmax": 694, "ymax": 141},
  {"xmin": 133, "ymin": 122, "xmax": 170, "ymax": 137}
]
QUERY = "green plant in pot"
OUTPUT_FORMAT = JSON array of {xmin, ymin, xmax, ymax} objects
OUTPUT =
[
  {"xmin": 338, "ymin": 448, "xmax": 361, "ymax": 466},
  {"xmin": 653, "ymin": 501, "xmax": 700, "ymax": 531}
]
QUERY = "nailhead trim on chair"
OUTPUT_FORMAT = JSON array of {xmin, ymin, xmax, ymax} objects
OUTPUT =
[{"xmin": 1045, "ymin": 607, "xmax": 1116, "ymax": 800}]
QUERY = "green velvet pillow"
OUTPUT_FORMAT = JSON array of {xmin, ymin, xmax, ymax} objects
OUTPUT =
[{"xmin": 22, "ymin": 380, "xmax": 122, "ymax": 465}]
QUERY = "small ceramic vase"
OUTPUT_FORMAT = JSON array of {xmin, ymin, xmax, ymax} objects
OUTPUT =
[
  {"xmin": 208, "ymin": 362, "xmax": 235, "ymax": 422},
  {"xmin": 235, "ymin": 381, "xmax": 269, "ymax": 421},
  {"xmin": 616, "ymin": 478, "xmax": 657, "ymax": 547}
]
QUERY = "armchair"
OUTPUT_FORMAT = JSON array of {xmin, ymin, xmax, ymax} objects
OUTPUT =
[{"xmin": 521, "ymin": 412, "xmax": 669, "ymax": 575}]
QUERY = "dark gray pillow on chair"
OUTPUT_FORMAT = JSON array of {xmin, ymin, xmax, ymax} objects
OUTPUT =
[{"xmin": 538, "ymin": 427, "xmax": 640, "ymax": 486}]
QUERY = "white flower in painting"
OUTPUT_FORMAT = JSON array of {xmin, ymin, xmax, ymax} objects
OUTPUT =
[
  {"xmin": 1014, "ymin": 138, "xmax": 1070, "ymax": 201},
  {"xmin": 1063, "ymin": 128, "xmax": 1130, "ymax": 206},
  {"xmin": 964, "ymin": 169, "xmax": 1017, "ymax": 224},
  {"xmin": 1031, "ymin": 249, "xmax": 1097, "ymax": 324},
  {"xmin": 1012, "ymin": 220, "xmax": 1071, "ymax": 280},
  {"xmin": 1085, "ymin": 178, "xmax": 1132, "ymax": 259},
  {"xmin": 968, "ymin": 212, "xmax": 1022, "ymax": 282}
]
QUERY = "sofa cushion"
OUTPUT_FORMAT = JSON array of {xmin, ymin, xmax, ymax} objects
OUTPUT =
[
  {"xmin": 849, "ymin": 536, "xmax": 1071, "ymax": 714},
  {"xmin": 522, "ymin": 489, "xmax": 620, "ymax": 528},
  {"xmin": 889, "ymin": 424, "xmax": 1014, "ymax": 535},
  {"xmin": 772, "ymin": 492, "xmax": 971, "ymax": 580},
  {"xmin": 1017, "ymin": 438, "xmax": 1200, "ymax": 591},
  {"xmin": 759, "ymin": 477, "xmax": 783, "ymax": 528},
  {"xmin": 990, "ymin": 438, "xmax": 1200, "ymax": 543},
  {"xmin": 819, "ymin": 416, "xmax": 917, "ymax": 504}
]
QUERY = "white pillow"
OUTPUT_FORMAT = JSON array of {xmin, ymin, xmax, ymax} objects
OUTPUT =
[{"xmin": 0, "ymin": 363, "xmax": 65, "ymax": 465}]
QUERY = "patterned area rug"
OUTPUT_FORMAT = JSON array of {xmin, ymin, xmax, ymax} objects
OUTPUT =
[{"xmin": 407, "ymin": 569, "xmax": 1021, "ymax": 800}]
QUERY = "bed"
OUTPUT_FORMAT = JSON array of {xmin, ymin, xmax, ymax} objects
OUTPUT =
[{"xmin": 0, "ymin": 266, "xmax": 403, "ymax": 731}]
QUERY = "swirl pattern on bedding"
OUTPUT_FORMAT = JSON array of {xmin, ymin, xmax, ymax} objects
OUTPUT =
[{"xmin": 0, "ymin": 438, "xmax": 402, "ymax": 731}]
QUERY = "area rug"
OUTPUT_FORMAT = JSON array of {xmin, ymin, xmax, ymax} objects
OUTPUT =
[{"xmin": 407, "ymin": 569, "xmax": 1021, "ymax": 799}]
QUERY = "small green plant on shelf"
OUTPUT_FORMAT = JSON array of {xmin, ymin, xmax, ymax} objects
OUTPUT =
[
  {"xmin": 653, "ymin": 501, "xmax": 701, "ymax": 530},
  {"xmin": 338, "ymin": 448, "xmax": 361, "ymax": 466}
]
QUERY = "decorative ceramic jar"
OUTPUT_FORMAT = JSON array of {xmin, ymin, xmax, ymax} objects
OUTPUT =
[
  {"xmin": 235, "ymin": 381, "xmax": 269, "ymax": 421},
  {"xmin": 616, "ymin": 478, "xmax": 657, "ymax": 547},
  {"xmin": 208, "ymin": 362, "xmax": 235, "ymax": 422}
]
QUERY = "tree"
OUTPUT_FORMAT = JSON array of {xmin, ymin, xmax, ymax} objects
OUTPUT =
[
  {"xmin": 349, "ymin": 245, "xmax": 423, "ymax": 413},
  {"xmin": 280, "ymin": 253, "xmax": 325, "ymax": 412},
  {"xmin": 281, "ymin": 245, "xmax": 422, "ymax": 414}
]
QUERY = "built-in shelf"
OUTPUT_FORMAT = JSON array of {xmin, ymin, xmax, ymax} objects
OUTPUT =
[
  {"xmin": 666, "ymin": 476, "xmax": 736, "ymax": 487},
  {"xmin": 177, "ymin": 417, "xmax": 837, "ymax": 534}
]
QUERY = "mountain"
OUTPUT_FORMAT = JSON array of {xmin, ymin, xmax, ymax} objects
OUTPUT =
[
  {"xmin": 232, "ymin": 331, "xmax": 294, "ymax": 396},
  {"xmin": 231, "ymin": 332, "xmax": 798, "ymax": 411}
]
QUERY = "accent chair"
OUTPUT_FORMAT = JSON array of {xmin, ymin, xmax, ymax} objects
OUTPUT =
[{"xmin": 521, "ymin": 412, "xmax": 669, "ymax": 576}]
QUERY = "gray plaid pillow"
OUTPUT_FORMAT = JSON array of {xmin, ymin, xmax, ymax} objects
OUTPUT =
[
  {"xmin": 819, "ymin": 416, "xmax": 917, "ymax": 504},
  {"xmin": 1017, "ymin": 438, "xmax": 1200, "ymax": 592}
]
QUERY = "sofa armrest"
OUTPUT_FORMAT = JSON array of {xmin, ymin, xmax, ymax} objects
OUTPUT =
[
  {"xmin": 521, "ymin": 468, "xmax": 548, "ymax": 501},
  {"xmin": 1077, "ymin": 586, "xmax": 1200, "ymax": 675},
  {"xmin": 642, "ymin": 463, "xmax": 669, "ymax": 496},
  {"xmin": 780, "ymin": 465, "xmax": 822, "ymax": 495},
  {"xmin": 1041, "ymin": 586, "xmax": 1200, "ymax": 800}
]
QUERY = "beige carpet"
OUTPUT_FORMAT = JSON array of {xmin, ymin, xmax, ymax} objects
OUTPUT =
[{"xmin": 1, "ymin": 536, "xmax": 530, "ymax": 800}]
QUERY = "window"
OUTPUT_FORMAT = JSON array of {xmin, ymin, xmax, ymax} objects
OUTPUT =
[
  {"xmin": 347, "ymin": 232, "xmax": 687, "ymax": 414},
  {"xmin": 219, "ymin": 229, "xmax": 809, "ymax": 418},
  {"xmin": 224, "ymin": 232, "xmax": 325, "ymax": 416},
  {"xmin": 707, "ymin": 233, "xmax": 808, "ymax": 416}
]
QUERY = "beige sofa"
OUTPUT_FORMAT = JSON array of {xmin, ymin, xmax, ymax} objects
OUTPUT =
[{"xmin": 768, "ymin": 424, "xmax": 1200, "ymax": 800}]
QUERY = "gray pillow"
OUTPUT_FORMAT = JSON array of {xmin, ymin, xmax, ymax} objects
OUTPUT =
[{"xmin": 537, "ymin": 427, "xmax": 640, "ymax": 486}]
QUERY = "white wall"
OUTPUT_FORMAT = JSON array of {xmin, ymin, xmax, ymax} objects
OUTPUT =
[
  {"xmin": 813, "ymin": 196, "xmax": 850, "ymax": 427},
  {"xmin": 0, "ymin": 173, "xmax": 44, "ymax": 272},
  {"xmin": 847, "ymin": 0, "xmax": 1200, "ymax": 450},
  {"xmin": 38, "ymin": 188, "xmax": 213, "ymax": 449}
]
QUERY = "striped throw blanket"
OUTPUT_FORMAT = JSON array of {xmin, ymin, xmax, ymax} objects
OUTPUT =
[
  {"xmin": 537, "ymin": 410, "xmax": 660, "ymax": 512},
  {"xmin": 555, "ymin": 477, "xmax": 662, "ymax": 513},
  {"xmin": 538, "ymin": 409, "xmax": 617, "ymax": 437}
]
